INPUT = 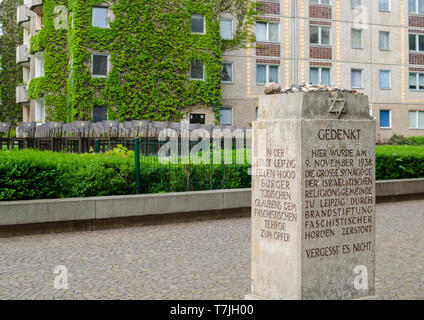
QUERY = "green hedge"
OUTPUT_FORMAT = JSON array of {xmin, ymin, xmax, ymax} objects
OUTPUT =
[
  {"xmin": 376, "ymin": 145, "xmax": 424, "ymax": 180},
  {"xmin": 0, "ymin": 149, "xmax": 250, "ymax": 201},
  {"xmin": 387, "ymin": 135, "xmax": 424, "ymax": 146},
  {"xmin": 1, "ymin": 146, "xmax": 424, "ymax": 201}
]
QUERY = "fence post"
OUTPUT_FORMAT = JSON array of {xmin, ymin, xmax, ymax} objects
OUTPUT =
[
  {"xmin": 94, "ymin": 139, "xmax": 100, "ymax": 154},
  {"xmin": 134, "ymin": 137, "xmax": 141, "ymax": 194}
]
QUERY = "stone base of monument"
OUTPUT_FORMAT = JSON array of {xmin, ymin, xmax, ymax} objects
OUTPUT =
[{"xmin": 247, "ymin": 92, "xmax": 377, "ymax": 300}]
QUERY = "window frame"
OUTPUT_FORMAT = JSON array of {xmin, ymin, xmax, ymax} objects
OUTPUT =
[
  {"xmin": 351, "ymin": 0, "xmax": 362, "ymax": 9},
  {"xmin": 92, "ymin": 6, "xmax": 110, "ymax": 29},
  {"xmin": 219, "ymin": 106, "xmax": 233, "ymax": 125},
  {"xmin": 191, "ymin": 14, "xmax": 206, "ymax": 34},
  {"xmin": 379, "ymin": 0, "xmax": 391, "ymax": 12},
  {"xmin": 379, "ymin": 31, "xmax": 391, "ymax": 51},
  {"xmin": 409, "ymin": 72, "xmax": 424, "ymax": 91},
  {"xmin": 379, "ymin": 70, "xmax": 392, "ymax": 90},
  {"xmin": 351, "ymin": 69, "xmax": 363, "ymax": 89},
  {"xmin": 310, "ymin": 67, "xmax": 331, "ymax": 86},
  {"xmin": 310, "ymin": 25, "xmax": 332, "ymax": 46},
  {"xmin": 255, "ymin": 21, "xmax": 280, "ymax": 43},
  {"xmin": 379, "ymin": 110, "xmax": 391, "ymax": 129},
  {"xmin": 91, "ymin": 53, "xmax": 110, "ymax": 78},
  {"xmin": 409, "ymin": 33, "xmax": 424, "ymax": 52},
  {"xmin": 220, "ymin": 18, "xmax": 234, "ymax": 40},
  {"xmin": 409, "ymin": 110, "xmax": 424, "ymax": 129},
  {"xmin": 221, "ymin": 62, "xmax": 234, "ymax": 84},
  {"xmin": 410, "ymin": 0, "xmax": 424, "ymax": 15},
  {"xmin": 351, "ymin": 28, "xmax": 364, "ymax": 49},
  {"xmin": 310, "ymin": 0, "xmax": 331, "ymax": 5},
  {"xmin": 190, "ymin": 59, "xmax": 205, "ymax": 81},
  {"xmin": 256, "ymin": 64, "xmax": 280, "ymax": 85}
]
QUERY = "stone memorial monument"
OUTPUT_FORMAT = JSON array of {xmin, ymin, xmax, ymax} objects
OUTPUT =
[{"xmin": 247, "ymin": 90, "xmax": 376, "ymax": 300}]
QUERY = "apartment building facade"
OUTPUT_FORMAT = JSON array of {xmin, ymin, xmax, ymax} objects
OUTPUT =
[{"xmin": 16, "ymin": 1, "xmax": 424, "ymax": 141}]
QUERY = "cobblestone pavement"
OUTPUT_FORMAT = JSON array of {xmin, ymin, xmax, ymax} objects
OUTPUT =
[{"xmin": 0, "ymin": 200, "xmax": 423, "ymax": 300}]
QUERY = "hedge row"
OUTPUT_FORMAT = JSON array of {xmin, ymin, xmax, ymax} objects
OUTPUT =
[
  {"xmin": 1, "ymin": 146, "xmax": 424, "ymax": 201},
  {"xmin": 0, "ymin": 149, "xmax": 250, "ymax": 201}
]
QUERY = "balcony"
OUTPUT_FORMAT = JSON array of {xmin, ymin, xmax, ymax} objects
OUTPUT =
[
  {"xmin": 16, "ymin": 44, "xmax": 30, "ymax": 66},
  {"xmin": 28, "ymin": 0, "xmax": 43, "ymax": 16},
  {"xmin": 16, "ymin": 85, "xmax": 29, "ymax": 104},
  {"xmin": 17, "ymin": 5, "xmax": 31, "ymax": 29}
]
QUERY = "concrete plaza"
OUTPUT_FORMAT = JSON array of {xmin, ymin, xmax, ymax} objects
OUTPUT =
[{"xmin": 0, "ymin": 199, "xmax": 423, "ymax": 300}]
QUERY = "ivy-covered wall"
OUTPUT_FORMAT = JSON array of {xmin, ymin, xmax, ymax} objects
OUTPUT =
[
  {"xmin": 28, "ymin": 0, "xmax": 253, "ymax": 123},
  {"xmin": 0, "ymin": 0, "xmax": 23, "ymax": 123}
]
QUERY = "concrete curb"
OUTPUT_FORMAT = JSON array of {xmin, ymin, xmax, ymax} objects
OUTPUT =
[{"xmin": 0, "ymin": 179, "xmax": 423, "ymax": 232}]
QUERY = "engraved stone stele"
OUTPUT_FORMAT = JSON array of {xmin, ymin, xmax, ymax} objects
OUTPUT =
[{"xmin": 246, "ymin": 92, "xmax": 376, "ymax": 300}]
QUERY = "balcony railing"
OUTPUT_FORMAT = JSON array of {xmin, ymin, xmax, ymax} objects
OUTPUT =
[
  {"xmin": 16, "ymin": 44, "xmax": 30, "ymax": 65},
  {"xmin": 16, "ymin": 85, "xmax": 29, "ymax": 104},
  {"xmin": 17, "ymin": 5, "xmax": 30, "ymax": 27}
]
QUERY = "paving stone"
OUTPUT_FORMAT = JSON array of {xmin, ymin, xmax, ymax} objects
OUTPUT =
[{"xmin": 0, "ymin": 199, "xmax": 423, "ymax": 299}]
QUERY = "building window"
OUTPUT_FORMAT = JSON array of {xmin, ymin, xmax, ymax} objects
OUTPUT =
[
  {"xmin": 310, "ymin": 25, "xmax": 331, "ymax": 46},
  {"xmin": 379, "ymin": 31, "xmax": 391, "ymax": 50},
  {"xmin": 409, "ymin": 110, "xmax": 424, "ymax": 129},
  {"xmin": 220, "ymin": 107, "xmax": 233, "ymax": 125},
  {"xmin": 34, "ymin": 52, "xmax": 44, "ymax": 78},
  {"xmin": 35, "ymin": 98, "xmax": 45, "ymax": 123},
  {"xmin": 351, "ymin": 29, "xmax": 363, "ymax": 49},
  {"xmin": 190, "ymin": 59, "xmax": 204, "ymax": 80},
  {"xmin": 220, "ymin": 19, "xmax": 233, "ymax": 40},
  {"xmin": 409, "ymin": 33, "xmax": 424, "ymax": 52},
  {"xmin": 409, "ymin": 72, "xmax": 424, "ymax": 90},
  {"xmin": 379, "ymin": 70, "xmax": 391, "ymax": 89},
  {"xmin": 221, "ymin": 62, "xmax": 233, "ymax": 83},
  {"xmin": 380, "ymin": 110, "xmax": 391, "ymax": 129},
  {"xmin": 91, "ymin": 54, "xmax": 109, "ymax": 77},
  {"xmin": 310, "ymin": 67, "xmax": 331, "ymax": 86},
  {"xmin": 93, "ymin": 105, "xmax": 108, "ymax": 123},
  {"xmin": 191, "ymin": 14, "xmax": 205, "ymax": 34},
  {"xmin": 256, "ymin": 22, "xmax": 279, "ymax": 42},
  {"xmin": 310, "ymin": 0, "xmax": 330, "ymax": 4},
  {"xmin": 92, "ymin": 7, "xmax": 109, "ymax": 28},
  {"xmin": 256, "ymin": 64, "xmax": 279, "ymax": 85},
  {"xmin": 379, "ymin": 0, "xmax": 391, "ymax": 11},
  {"xmin": 351, "ymin": 69, "xmax": 363, "ymax": 88},
  {"xmin": 351, "ymin": 0, "xmax": 361, "ymax": 9},
  {"xmin": 190, "ymin": 114, "xmax": 205, "ymax": 124},
  {"xmin": 409, "ymin": 0, "xmax": 424, "ymax": 15}
]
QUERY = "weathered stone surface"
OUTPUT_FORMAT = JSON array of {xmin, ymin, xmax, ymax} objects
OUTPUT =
[
  {"xmin": 249, "ymin": 91, "xmax": 376, "ymax": 300},
  {"xmin": 264, "ymin": 82, "xmax": 281, "ymax": 95}
]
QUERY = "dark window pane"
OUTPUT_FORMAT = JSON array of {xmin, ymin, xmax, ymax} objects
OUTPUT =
[
  {"xmin": 310, "ymin": 26, "xmax": 319, "ymax": 44},
  {"xmin": 92, "ymin": 55, "xmax": 108, "ymax": 76},
  {"xmin": 221, "ymin": 63, "xmax": 232, "ymax": 82},
  {"xmin": 191, "ymin": 15, "xmax": 204, "ymax": 33},
  {"xmin": 419, "ymin": 35, "xmax": 424, "ymax": 51},
  {"xmin": 190, "ymin": 114, "xmax": 205, "ymax": 124},
  {"xmin": 410, "ymin": 34, "xmax": 416, "ymax": 51},
  {"xmin": 93, "ymin": 105, "xmax": 107, "ymax": 123},
  {"xmin": 191, "ymin": 60, "xmax": 204, "ymax": 79}
]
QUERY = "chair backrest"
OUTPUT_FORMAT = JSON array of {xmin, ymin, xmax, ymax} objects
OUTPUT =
[
  {"xmin": 46, "ymin": 122, "xmax": 63, "ymax": 137},
  {"xmin": 72, "ymin": 121, "xmax": 91, "ymax": 137},
  {"xmin": 102, "ymin": 120, "xmax": 121, "ymax": 137},
  {"xmin": 18, "ymin": 122, "xmax": 37, "ymax": 136},
  {"xmin": 0, "ymin": 122, "xmax": 12, "ymax": 133}
]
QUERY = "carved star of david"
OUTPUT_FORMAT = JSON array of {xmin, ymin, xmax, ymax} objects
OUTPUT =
[{"xmin": 328, "ymin": 92, "xmax": 346, "ymax": 119}]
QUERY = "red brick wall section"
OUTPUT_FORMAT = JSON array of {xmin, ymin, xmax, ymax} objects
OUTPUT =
[
  {"xmin": 256, "ymin": 43, "xmax": 281, "ymax": 57},
  {"xmin": 409, "ymin": 29, "xmax": 424, "ymax": 34},
  {"xmin": 257, "ymin": 16, "xmax": 280, "ymax": 23},
  {"xmin": 309, "ymin": 5, "xmax": 332, "ymax": 19},
  {"xmin": 410, "ymin": 53, "xmax": 424, "ymax": 65},
  {"xmin": 310, "ymin": 61, "xmax": 332, "ymax": 67},
  {"xmin": 409, "ymin": 15, "xmax": 424, "ymax": 27},
  {"xmin": 410, "ymin": 67, "xmax": 424, "ymax": 72},
  {"xmin": 256, "ymin": 59, "xmax": 280, "ymax": 65},
  {"xmin": 257, "ymin": 1, "xmax": 280, "ymax": 15},
  {"xmin": 310, "ymin": 46, "xmax": 332, "ymax": 60},
  {"xmin": 310, "ymin": 20, "xmax": 332, "ymax": 26}
]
